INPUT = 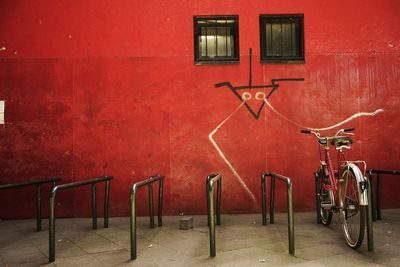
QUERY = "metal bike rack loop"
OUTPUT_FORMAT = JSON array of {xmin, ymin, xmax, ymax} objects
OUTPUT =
[
  {"xmin": 367, "ymin": 169, "xmax": 400, "ymax": 221},
  {"xmin": 130, "ymin": 175, "xmax": 164, "ymax": 260},
  {"xmin": 0, "ymin": 177, "xmax": 61, "ymax": 231},
  {"xmin": 206, "ymin": 173, "xmax": 221, "ymax": 227},
  {"xmin": 49, "ymin": 176, "xmax": 112, "ymax": 262},
  {"xmin": 261, "ymin": 172, "xmax": 294, "ymax": 255},
  {"xmin": 206, "ymin": 173, "xmax": 221, "ymax": 257}
]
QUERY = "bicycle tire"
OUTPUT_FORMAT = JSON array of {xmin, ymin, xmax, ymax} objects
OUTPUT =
[
  {"xmin": 318, "ymin": 167, "xmax": 333, "ymax": 226},
  {"xmin": 339, "ymin": 165, "xmax": 366, "ymax": 248}
]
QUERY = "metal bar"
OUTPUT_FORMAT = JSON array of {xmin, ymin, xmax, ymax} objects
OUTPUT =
[
  {"xmin": 54, "ymin": 176, "xmax": 112, "ymax": 191},
  {"xmin": 270, "ymin": 22, "xmax": 273, "ymax": 55},
  {"xmin": 130, "ymin": 175, "xmax": 164, "ymax": 260},
  {"xmin": 315, "ymin": 171, "xmax": 322, "ymax": 224},
  {"xmin": 287, "ymin": 179, "xmax": 294, "ymax": 255},
  {"xmin": 92, "ymin": 184, "xmax": 97, "ymax": 230},
  {"xmin": 158, "ymin": 177, "xmax": 163, "ymax": 227},
  {"xmin": 132, "ymin": 175, "xmax": 163, "ymax": 189},
  {"xmin": 206, "ymin": 174, "xmax": 218, "ymax": 227},
  {"xmin": 148, "ymin": 182, "xmax": 154, "ymax": 228},
  {"xmin": 36, "ymin": 184, "xmax": 41, "ymax": 231},
  {"xmin": 367, "ymin": 170, "xmax": 377, "ymax": 221},
  {"xmin": 49, "ymin": 189, "xmax": 57, "ymax": 262},
  {"xmin": 104, "ymin": 180, "xmax": 110, "ymax": 228},
  {"xmin": 261, "ymin": 173, "xmax": 267, "ymax": 225},
  {"xmin": 270, "ymin": 175, "xmax": 276, "ymax": 224},
  {"xmin": 366, "ymin": 177, "xmax": 374, "ymax": 251},
  {"xmin": 130, "ymin": 187, "xmax": 137, "ymax": 260},
  {"xmin": 216, "ymin": 177, "xmax": 221, "ymax": 225},
  {"xmin": 208, "ymin": 182, "xmax": 216, "ymax": 257},
  {"xmin": 0, "ymin": 177, "xmax": 61, "ymax": 190},
  {"xmin": 369, "ymin": 169, "xmax": 400, "ymax": 175},
  {"xmin": 377, "ymin": 173, "xmax": 382, "ymax": 220},
  {"xmin": 215, "ymin": 22, "xmax": 218, "ymax": 57},
  {"xmin": 48, "ymin": 176, "xmax": 113, "ymax": 262},
  {"xmin": 280, "ymin": 21, "xmax": 283, "ymax": 56},
  {"xmin": 207, "ymin": 174, "xmax": 221, "ymax": 257},
  {"xmin": 205, "ymin": 26, "xmax": 208, "ymax": 57},
  {"xmin": 206, "ymin": 175, "xmax": 210, "ymax": 226},
  {"xmin": 225, "ymin": 19, "xmax": 228, "ymax": 56}
]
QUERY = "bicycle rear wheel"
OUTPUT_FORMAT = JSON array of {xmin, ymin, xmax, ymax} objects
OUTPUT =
[
  {"xmin": 318, "ymin": 167, "xmax": 333, "ymax": 226},
  {"xmin": 340, "ymin": 166, "xmax": 366, "ymax": 248}
]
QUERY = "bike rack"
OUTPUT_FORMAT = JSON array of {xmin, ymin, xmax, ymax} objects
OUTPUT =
[
  {"xmin": 261, "ymin": 172, "xmax": 294, "ymax": 255},
  {"xmin": 367, "ymin": 169, "xmax": 400, "ymax": 221},
  {"xmin": 206, "ymin": 173, "xmax": 221, "ymax": 257},
  {"xmin": 49, "ymin": 176, "xmax": 112, "ymax": 262},
  {"xmin": 0, "ymin": 177, "xmax": 61, "ymax": 231},
  {"xmin": 130, "ymin": 175, "xmax": 164, "ymax": 260}
]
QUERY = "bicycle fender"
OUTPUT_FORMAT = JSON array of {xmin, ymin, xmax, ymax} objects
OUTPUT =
[{"xmin": 347, "ymin": 163, "xmax": 368, "ymax": 206}]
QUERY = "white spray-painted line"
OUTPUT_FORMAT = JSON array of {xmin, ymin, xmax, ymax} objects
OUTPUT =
[
  {"xmin": 209, "ymin": 101, "xmax": 257, "ymax": 204},
  {"xmin": 264, "ymin": 98, "xmax": 384, "ymax": 131}
]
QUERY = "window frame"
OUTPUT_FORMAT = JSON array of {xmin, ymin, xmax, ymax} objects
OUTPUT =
[
  {"xmin": 259, "ymin": 14, "xmax": 305, "ymax": 64},
  {"xmin": 193, "ymin": 15, "xmax": 240, "ymax": 65}
]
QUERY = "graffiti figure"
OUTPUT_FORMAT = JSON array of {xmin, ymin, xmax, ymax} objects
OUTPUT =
[{"xmin": 215, "ymin": 49, "xmax": 304, "ymax": 120}]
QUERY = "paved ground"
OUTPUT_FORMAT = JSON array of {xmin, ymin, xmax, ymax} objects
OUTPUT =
[{"xmin": 0, "ymin": 210, "xmax": 399, "ymax": 266}]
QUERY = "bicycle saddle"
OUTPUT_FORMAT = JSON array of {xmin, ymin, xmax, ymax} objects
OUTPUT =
[
  {"xmin": 318, "ymin": 139, "xmax": 327, "ymax": 146},
  {"xmin": 331, "ymin": 136, "xmax": 353, "ymax": 147}
]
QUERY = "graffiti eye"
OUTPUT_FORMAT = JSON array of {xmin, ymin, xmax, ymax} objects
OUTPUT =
[
  {"xmin": 241, "ymin": 92, "xmax": 252, "ymax": 101},
  {"xmin": 255, "ymin": 92, "xmax": 266, "ymax": 101}
]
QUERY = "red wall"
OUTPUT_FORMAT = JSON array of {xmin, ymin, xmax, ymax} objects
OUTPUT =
[{"xmin": 0, "ymin": 0, "xmax": 399, "ymax": 218}]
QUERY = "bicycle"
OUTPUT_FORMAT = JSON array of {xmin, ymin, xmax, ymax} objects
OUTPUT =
[{"xmin": 301, "ymin": 128, "xmax": 369, "ymax": 248}]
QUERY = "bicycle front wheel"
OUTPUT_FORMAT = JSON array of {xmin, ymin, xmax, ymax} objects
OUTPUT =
[{"xmin": 340, "ymin": 166, "xmax": 366, "ymax": 249}]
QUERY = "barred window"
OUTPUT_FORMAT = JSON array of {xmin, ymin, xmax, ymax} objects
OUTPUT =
[
  {"xmin": 194, "ymin": 16, "xmax": 239, "ymax": 64},
  {"xmin": 260, "ymin": 14, "xmax": 304, "ymax": 64}
]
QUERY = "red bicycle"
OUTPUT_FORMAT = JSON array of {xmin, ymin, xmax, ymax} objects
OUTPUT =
[{"xmin": 301, "ymin": 128, "xmax": 369, "ymax": 248}]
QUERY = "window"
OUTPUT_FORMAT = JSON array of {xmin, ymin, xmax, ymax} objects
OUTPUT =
[
  {"xmin": 260, "ymin": 14, "xmax": 304, "ymax": 63},
  {"xmin": 194, "ymin": 15, "xmax": 239, "ymax": 64}
]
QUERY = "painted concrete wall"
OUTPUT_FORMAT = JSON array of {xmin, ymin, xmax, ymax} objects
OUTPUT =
[{"xmin": 0, "ymin": 0, "xmax": 399, "ymax": 218}]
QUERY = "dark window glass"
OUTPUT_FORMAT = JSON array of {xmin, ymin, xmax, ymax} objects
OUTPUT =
[
  {"xmin": 260, "ymin": 14, "xmax": 304, "ymax": 63},
  {"xmin": 194, "ymin": 16, "xmax": 239, "ymax": 64}
]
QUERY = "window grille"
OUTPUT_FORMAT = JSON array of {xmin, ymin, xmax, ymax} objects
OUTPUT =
[
  {"xmin": 194, "ymin": 16, "xmax": 239, "ymax": 64},
  {"xmin": 260, "ymin": 15, "xmax": 304, "ymax": 63}
]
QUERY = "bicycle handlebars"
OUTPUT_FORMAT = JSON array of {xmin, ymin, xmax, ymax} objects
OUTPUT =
[
  {"xmin": 300, "ymin": 128, "xmax": 355, "ymax": 145},
  {"xmin": 300, "ymin": 129, "xmax": 311, "ymax": 134},
  {"xmin": 300, "ymin": 128, "xmax": 354, "ymax": 135}
]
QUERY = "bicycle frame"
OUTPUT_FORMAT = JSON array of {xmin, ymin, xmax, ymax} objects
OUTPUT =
[
  {"xmin": 319, "ymin": 141, "xmax": 343, "ymax": 206},
  {"xmin": 319, "ymin": 140, "xmax": 368, "ymax": 208}
]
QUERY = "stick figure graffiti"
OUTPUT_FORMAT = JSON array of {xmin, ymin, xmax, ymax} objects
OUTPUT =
[
  {"xmin": 215, "ymin": 49, "xmax": 304, "ymax": 120},
  {"xmin": 209, "ymin": 48, "xmax": 383, "ymax": 205}
]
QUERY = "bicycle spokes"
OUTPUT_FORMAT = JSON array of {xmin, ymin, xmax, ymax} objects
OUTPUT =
[{"xmin": 341, "ymin": 168, "xmax": 365, "ymax": 248}]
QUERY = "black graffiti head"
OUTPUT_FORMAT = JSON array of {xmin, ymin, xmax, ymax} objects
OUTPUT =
[{"xmin": 215, "ymin": 78, "xmax": 303, "ymax": 120}]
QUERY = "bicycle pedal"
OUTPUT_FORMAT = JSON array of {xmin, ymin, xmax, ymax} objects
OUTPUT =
[
  {"xmin": 346, "ymin": 205, "xmax": 357, "ymax": 210},
  {"xmin": 321, "ymin": 203, "xmax": 333, "ymax": 208}
]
